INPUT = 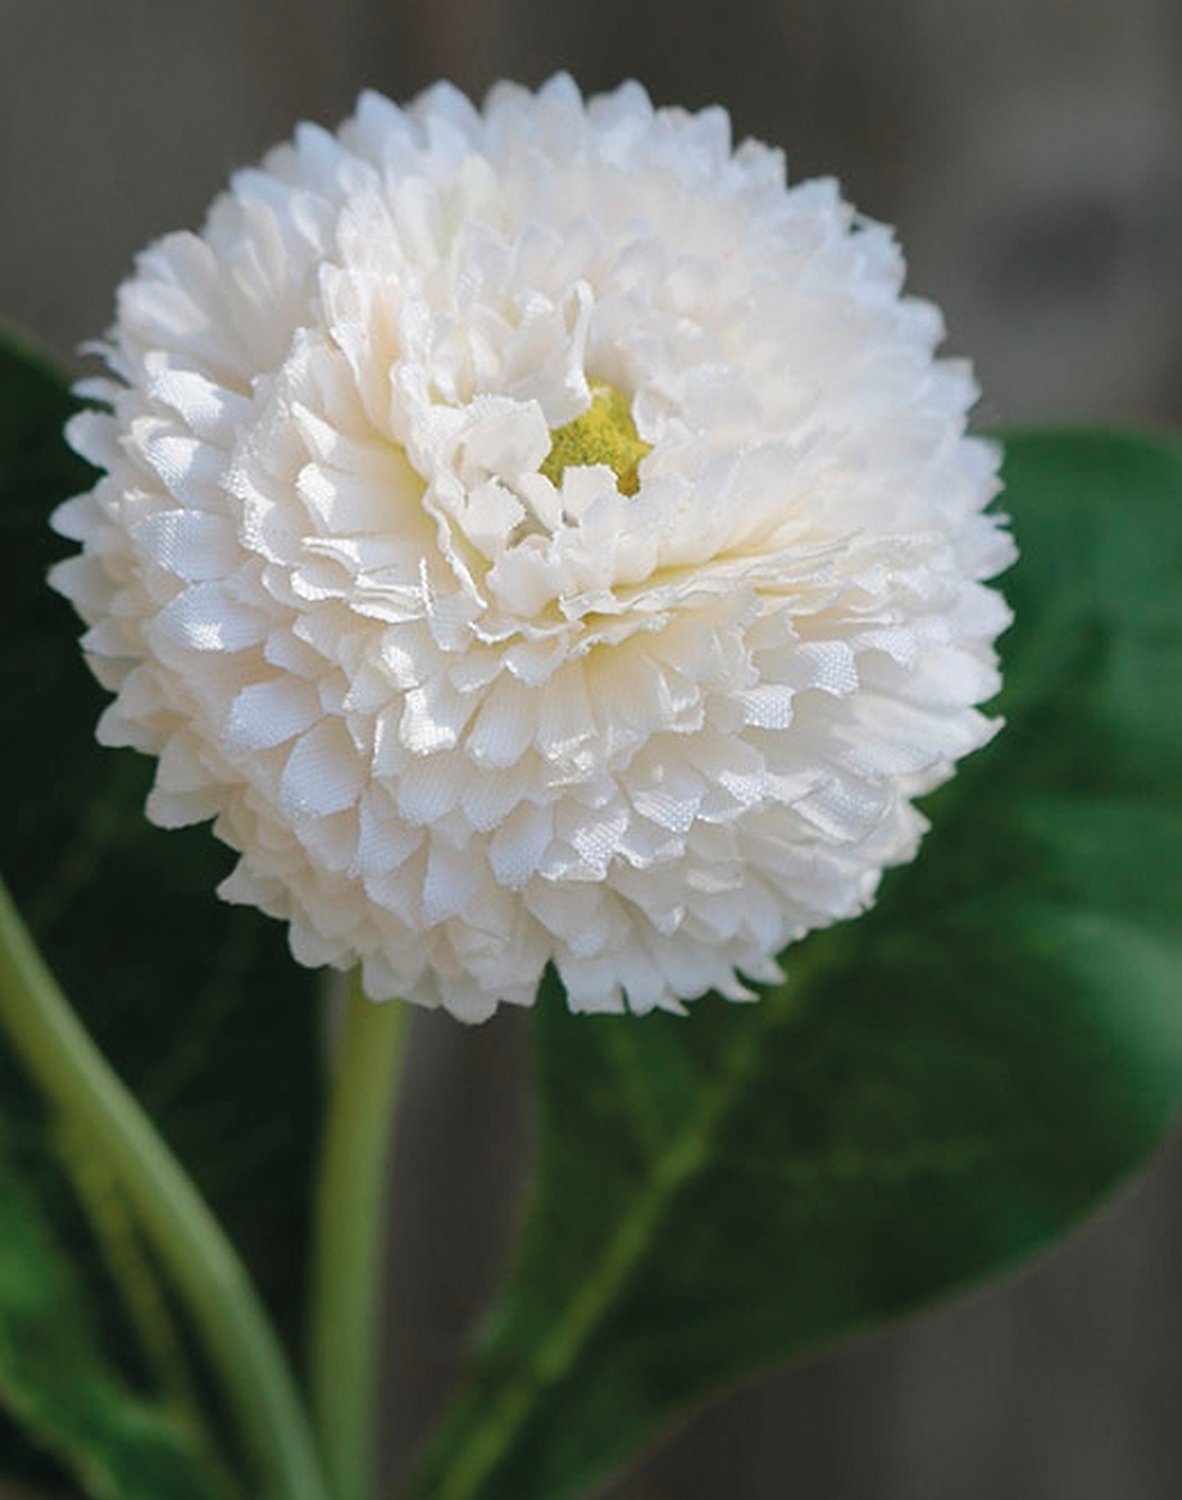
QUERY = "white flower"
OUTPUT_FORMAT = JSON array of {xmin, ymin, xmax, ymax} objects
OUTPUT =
[{"xmin": 50, "ymin": 75, "xmax": 1014, "ymax": 1023}]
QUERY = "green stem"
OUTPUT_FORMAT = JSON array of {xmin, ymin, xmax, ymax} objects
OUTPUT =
[
  {"xmin": 309, "ymin": 974, "xmax": 411, "ymax": 1500},
  {"xmin": 0, "ymin": 876, "xmax": 331, "ymax": 1500},
  {"xmin": 55, "ymin": 1117, "xmax": 213, "ymax": 1453}
]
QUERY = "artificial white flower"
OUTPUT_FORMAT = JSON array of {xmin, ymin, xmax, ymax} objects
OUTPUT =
[{"xmin": 51, "ymin": 75, "xmax": 1014, "ymax": 1022}]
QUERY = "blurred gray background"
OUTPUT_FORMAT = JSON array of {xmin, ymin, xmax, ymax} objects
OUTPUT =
[{"xmin": 3, "ymin": 1, "xmax": 1181, "ymax": 1497}]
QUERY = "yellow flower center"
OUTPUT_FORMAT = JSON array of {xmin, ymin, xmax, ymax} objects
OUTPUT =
[{"xmin": 540, "ymin": 383, "xmax": 651, "ymax": 497}]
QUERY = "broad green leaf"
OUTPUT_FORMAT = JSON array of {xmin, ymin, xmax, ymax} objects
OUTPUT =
[
  {"xmin": 405, "ymin": 430, "xmax": 1182, "ymax": 1500},
  {"xmin": 0, "ymin": 1142, "xmax": 218, "ymax": 1500},
  {"xmin": 0, "ymin": 335, "xmax": 322, "ymax": 1490}
]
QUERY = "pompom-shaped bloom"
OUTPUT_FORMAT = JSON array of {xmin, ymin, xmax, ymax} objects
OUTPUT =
[{"xmin": 51, "ymin": 76, "xmax": 1014, "ymax": 1022}]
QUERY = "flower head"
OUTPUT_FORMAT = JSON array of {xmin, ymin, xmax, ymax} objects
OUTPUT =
[{"xmin": 51, "ymin": 76, "xmax": 1014, "ymax": 1021}]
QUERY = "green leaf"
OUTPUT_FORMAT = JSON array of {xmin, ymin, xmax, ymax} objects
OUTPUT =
[
  {"xmin": 0, "ymin": 336, "xmax": 322, "ymax": 1488},
  {"xmin": 405, "ymin": 430, "xmax": 1182, "ymax": 1500},
  {"xmin": 0, "ymin": 1142, "xmax": 218, "ymax": 1500}
]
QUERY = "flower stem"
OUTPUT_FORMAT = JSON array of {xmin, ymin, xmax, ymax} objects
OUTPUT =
[
  {"xmin": 309, "ymin": 973, "xmax": 410, "ymax": 1500},
  {"xmin": 0, "ymin": 876, "xmax": 331, "ymax": 1500},
  {"xmin": 55, "ymin": 1115, "xmax": 217, "ymax": 1462}
]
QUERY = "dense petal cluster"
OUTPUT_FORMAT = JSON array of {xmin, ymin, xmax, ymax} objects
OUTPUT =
[{"xmin": 51, "ymin": 76, "xmax": 1014, "ymax": 1021}]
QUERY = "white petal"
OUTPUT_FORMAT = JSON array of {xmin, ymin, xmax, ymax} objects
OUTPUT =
[
  {"xmin": 155, "ymin": 584, "xmax": 269, "ymax": 653},
  {"xmin": 224, "ymin": 679, "xmax": 322, "ymax": 750},
  {"xmin": 489, "ymin": 802, "xmax": 553, "ymax": 888},
  {"xmin": 281, "ymin": 720, "xmax": 365, "ymax": 818},
  {"xmin": 131, "ymin": 511, "xmax": 239, "ymax": 581}
]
